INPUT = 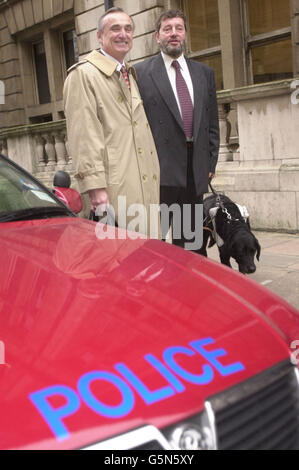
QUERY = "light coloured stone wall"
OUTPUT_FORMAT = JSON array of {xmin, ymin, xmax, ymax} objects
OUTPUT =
[
  {"xmin": 0, "ymin": 119, "xmax": 72, "ymax": 185},
  {"xmin": 75, "ymin": 1, "xmax": 105, "ymax": 56},
  {"xmin": 238, "ymin": 96, "xmax": 299, "ymax": 163},
  {"xmin": 0, "ymin": 0, "xmax": 75, "ymax": 128},
  {"xmin": 74, "ymin": 0, "xmax": 164, "ymax": 60},
  {"xmin": 0, "ymin": 0, "xmax": 164, "ymax": 128},
  {"xmin": 215, "ymin": 80, "xmax": 299, "ymax": 232},
  {"xmin": 0, "ymin": 9, "xmax": 24, "ymax": 128}
]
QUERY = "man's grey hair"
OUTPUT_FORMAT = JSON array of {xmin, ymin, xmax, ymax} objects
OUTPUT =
[{"xmin": 97, "ymin": 7, "xmax": 135, "ymax": 33}]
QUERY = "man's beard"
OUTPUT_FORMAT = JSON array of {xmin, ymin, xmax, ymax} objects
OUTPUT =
[{"xmin": 161, "ymin": 39, "xmax": 186, "ymax": 58}]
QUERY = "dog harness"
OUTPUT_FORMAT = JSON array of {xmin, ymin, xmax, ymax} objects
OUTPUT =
[{"xmin": 209, "ymin": 204, "xmax": 250, "ymax": 248}]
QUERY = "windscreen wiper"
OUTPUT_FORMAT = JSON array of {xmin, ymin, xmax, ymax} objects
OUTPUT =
[{"xmin": 0, "ymin": 206, "xmax": 74, "ymax": 222}]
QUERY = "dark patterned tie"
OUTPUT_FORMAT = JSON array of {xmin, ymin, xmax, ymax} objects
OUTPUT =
[
  {"xmin": 121, "ymin": 66, "xmax": 131, "ymax": 91},
  {"xmin": 172, "ymin": 60, "xmax": 193, "ymax": 139}
]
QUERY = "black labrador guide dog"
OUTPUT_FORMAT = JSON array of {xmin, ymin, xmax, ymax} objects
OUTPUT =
[{"xmin": 201, "ymin": 188, "xmax": 261, "ymax": 275}]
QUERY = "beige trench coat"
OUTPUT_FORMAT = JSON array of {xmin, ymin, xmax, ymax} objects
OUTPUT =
[{"xmin": 63, "ymin": 50, "xmax": 160, "ymax": 237}]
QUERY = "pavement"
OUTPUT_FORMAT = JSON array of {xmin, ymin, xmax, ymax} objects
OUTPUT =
[{"xmin": 207, "ymin": 230, "xmax": 299, "ymax": 311}]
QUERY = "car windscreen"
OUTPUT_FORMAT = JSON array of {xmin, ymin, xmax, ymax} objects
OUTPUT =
[{"xmin": 0, "ymin": 158, "xmax": 70, "ymax": 221}]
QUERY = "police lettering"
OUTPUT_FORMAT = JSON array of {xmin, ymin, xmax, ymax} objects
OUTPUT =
[{"xmin": 29, "ymin": 337, "xmax": 245, "ymax": 441}]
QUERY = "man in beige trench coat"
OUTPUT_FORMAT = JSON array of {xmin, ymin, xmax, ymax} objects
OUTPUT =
[{"xmin": 63, "ymin": 7, "xmax": 160, "ymax": 237}]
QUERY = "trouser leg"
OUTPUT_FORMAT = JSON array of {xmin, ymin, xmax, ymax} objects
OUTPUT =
[{"xmin": 160, "ymin": 146, "xmax": 204, "ymax": 253}]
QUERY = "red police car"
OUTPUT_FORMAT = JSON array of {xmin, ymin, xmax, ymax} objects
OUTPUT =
[{"xmin": 0, "ymin": 153, "xmax": 299, "ymax": 450}]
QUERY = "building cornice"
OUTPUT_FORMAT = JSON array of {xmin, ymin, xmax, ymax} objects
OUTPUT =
[
  {"xmin": 0, "ymin": 119, "xmax": 66, "ymax": 139},
  {"xmin": 217, "ymin": 79, "xmax": 296, "ymax": 103},
  {"xmin": 0, "ymin": 0, "xmax": 19, "ymax": 11}
]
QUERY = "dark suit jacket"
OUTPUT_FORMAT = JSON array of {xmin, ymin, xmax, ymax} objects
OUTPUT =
[{"xmin": 134, "ymin": 54, "xmax": 219, "ymax": 195}]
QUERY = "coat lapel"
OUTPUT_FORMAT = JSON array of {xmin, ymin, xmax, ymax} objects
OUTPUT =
[
  {"xmin": 119, "ymin": 75, "xmax": 131, "ymax": 107},
  {"xmin": 129, "ymin": 66, "xmax": 143, "ymax": 115},
  {"xmin": 87, "ymin": 51, "xmax": 133, "ymax": 112},
  {"xmin": 187, "ymin": 58, "xmax": 205, "ymax": 143},
  {"xmin": 150, "ymin": 55, "xmax": 206, "ymax": 142},
  {"xmin": 150, "ymin": 54, "xmax": 184, "ymax": 133}
]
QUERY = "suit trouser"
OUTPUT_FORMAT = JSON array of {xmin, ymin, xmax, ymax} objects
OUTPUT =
[{"xmin": 160, "ymin": 143, "xmax": 204, "ymax": 253}]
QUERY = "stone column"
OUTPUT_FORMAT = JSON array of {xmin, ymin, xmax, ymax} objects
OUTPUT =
[
  {"xmin": 54, "ymin": 131, "xmax": 67, "ymax": 169},
  {"xmin": 218, "ymin": 104, "xmax": 233, "ymax": 162},
  {"xmin": 35, "ymin": 135, "xmax": 46, "ymax": 172},
  {"xmin": 65, "ymin": 137, "xmax": 73, "ymax": 169},
  {"xmin": 217, "ymin": 0, "xmax": 247, "ymax": 90},
  {"xmin": 43, "ymin": 134, "xmax": 56, "ymax": 171}
]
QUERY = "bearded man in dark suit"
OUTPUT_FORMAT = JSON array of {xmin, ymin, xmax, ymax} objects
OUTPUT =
[{"xmin": 134, "ymin": 9, "xmax": 219, "ymax": 252}]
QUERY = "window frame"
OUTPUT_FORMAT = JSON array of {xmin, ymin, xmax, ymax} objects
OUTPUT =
[
  {"xmin": 184, "ymin": 0, "xmax": 221, "ymax": 59},
  {"xmin": 182, "ymin": 0, "xmax": 294, "ymax": 90},
  {"xmin": 183, "ymin": 0, "xmax": 223, "ymax": 89},
  {"xmin": 241, "ymin": 0, "xmax": 293, "ymax": 84},
  {"xmin": 17, "ymin": 11, "xmax": 75, "ymax": 124},
  {"xmin": 32, "ymin": 39, "xmax": 51, "ymax": 106},
  {"xmin": 60, "ymin": 26, "xmax": 79, "ymax": 82}
]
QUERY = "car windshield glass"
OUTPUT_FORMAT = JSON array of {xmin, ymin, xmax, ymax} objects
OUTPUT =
[{"xmin": 0, "ymin": 157, "xmax": 65, "ymax": 218}]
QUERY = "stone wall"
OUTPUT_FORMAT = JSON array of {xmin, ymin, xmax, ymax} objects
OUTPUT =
[
  {"xmin": 0, "ymin": 0, "xmax": 167, "ymax": 128},
  {"xmin": 216, "ymin": 80, "xmax": 299, "ymax": 232},
  {"xmin": 0, "ymin": 4, "xmax": 24, "ymax": 128},
  {"xmin": 74, "ymin": 0, "xmax": 165, "ymax": 61},
  {"xmin": 0, "ymin": 0, "xmax": 75, "ymax": 128}
]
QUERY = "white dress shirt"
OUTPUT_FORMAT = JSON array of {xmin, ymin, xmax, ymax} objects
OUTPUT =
[{"xmin": 161, "ymin": 51, "xmax": 194, "ymax": 118}]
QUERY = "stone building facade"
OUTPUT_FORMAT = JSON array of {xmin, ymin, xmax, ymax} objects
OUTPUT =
[{"xmin": 0, "ymin": 0, "xmax": 299, "ymax": 231}]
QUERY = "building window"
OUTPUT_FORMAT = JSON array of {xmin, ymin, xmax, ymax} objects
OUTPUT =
[
  {"xmin": 63, "ymin": 29, "xmax": 79, "ymax": 71},
  {"xmin": 185, "ymin": 0, "xmax": 223, "ymax": 89},
  {"xmin": 247, "ymin": 0, "xmax": 291, "ymax": 35},
  {"xmin": 104, "ymin": 0, "xmax": 114, "ymax": 10},
  {"xmin": 33, "ymin": 41, "xmax": 51, "ymax": 105},
  {"xmin": 251, "ymin": 38, "xmax": 293, "ymax": 83},
  {"xmin": 18, "ymin": 17, "xmax": 77, "ymax": 123},
  {"xmin": 188, "ymin": 0, "xmax": 220, "ymax": 50},
  {"xmin": 246, "ymin": 0, "xmax": 293, "ymax": 83}
]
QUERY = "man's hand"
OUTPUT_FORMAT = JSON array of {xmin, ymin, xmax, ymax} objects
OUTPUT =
[
  {"xmin": 89, "ymin": 188, "xmax": 109, "ymax": 213},
  {"xmin": 209, "ymin": 172, "xmax": 215, "ymax": 180}
]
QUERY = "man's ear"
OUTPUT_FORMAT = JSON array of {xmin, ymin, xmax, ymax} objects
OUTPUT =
[
  {"xmin": 155, "ymin": 31, "xmax": 160, "ymax": 45},
  {"xmin": 97, "ymin": 30, "xmax": 102, "ymax": 45}
]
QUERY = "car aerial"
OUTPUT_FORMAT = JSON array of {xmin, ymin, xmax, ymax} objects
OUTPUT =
[{"xmin": 0, "ymin": 152, "xmax": 299, "ymax": 451}]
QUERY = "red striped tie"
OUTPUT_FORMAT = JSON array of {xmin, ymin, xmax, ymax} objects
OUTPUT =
[
  {"xmin": 121, "ymin": 66, "xmax": 131, "ymax": 91},
  {"xmin": 172, "ymin": 60, "xmax": 193, "ymax": 139}
]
